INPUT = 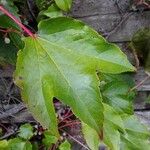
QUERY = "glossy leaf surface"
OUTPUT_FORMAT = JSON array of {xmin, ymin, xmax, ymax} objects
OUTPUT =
[{"xmin": 15, "ymin": 17, "xmax": 135, "ymax": 137}]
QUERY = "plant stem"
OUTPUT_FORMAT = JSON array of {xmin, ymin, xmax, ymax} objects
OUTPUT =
[
  {"xmin": 59, "ymin": 121, "xmax": 80, "ymax": 129},
  {"xmin": 130, "ymin": 74, "xmax": 150, "ymax": 91},
  {"xmin": 0, "ymin": 5, "xmax": 35, "ymax": 38}
]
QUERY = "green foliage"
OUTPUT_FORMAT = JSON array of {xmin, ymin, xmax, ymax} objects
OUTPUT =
[
  {"xmin": 40, "ymin": 4, "xmax": 63, "ymax": 18},
  {"xmin": 18, "ymin": 124, "xmax": 34, "ymax": 140},
  {"xmin": 8, "ymin": 138, "xmax": 32, "ymax": 150},
  {"xmin": 99, "ymin": 74, "xmax": 135, "ymax": 114},
  {"xmin": 14, "ymin": 17, "xmax": 135, "ymax": 137},
  {"xmin": 0, "ymin": 0, "xmax": 23, "ymax": 65},
  {"xmin": 42, "ymin": 131, "xmax": 58, "ymax": 148},
  {"xmin": 36, "ymin": 0, "xmax": 53, "ymax": 10},
  {"xmin": 0, "ymin": 140, "xmax": 8, "ymax": 150},
  {"xmin": 0, "ymin": 123, "xmax": 71, "ymax": 150},
  {"xmin": 37, "ymin": 4, "xmax": 63, "ymax": 22},
  {"xmin": 0, "ymin": 0, "xmax": 20, "ymax": 29},
  {"xmin": 120, "ymin": 115, "xmax": 150, "ymax": 150},
  {"xmin": 0, "ymin": 124, "xmax": 33, "ymax": 150},
  {"xmin": 54, "ymin": 0, "xmax": 72, "ymax": 11},
  {"xmin": 0, "ymin": 33, "xmax": 17, "ymax": 65},
  {"xmin": 82, "ymin": 74, "xmax": 150, "ymax": 150},
  {"xmin": 0, "ymin": 1, "xmax": 150, "ymax": 150},
  {"xmin": 82, "ymin": 103, "xmax": 150, "ymax": 150},
  {"xmin": 59, "ymin": 140, "xmax": 71, "ymax": 150}
]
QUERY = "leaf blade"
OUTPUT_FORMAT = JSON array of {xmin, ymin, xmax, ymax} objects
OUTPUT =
[
  {"xmin": 54, "ymin": 0, "xmax": 72, "ymax": 11},
  {"xmin": 15, "ymin": 17, "xmax": 135, "ymax": 137}
]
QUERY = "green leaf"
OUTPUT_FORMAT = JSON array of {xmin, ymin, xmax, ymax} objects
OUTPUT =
[
  {"xmin": 0, "ymin": 0, "xmax": 24, "ymax": 62},
  {"xmin": 82, "ymin": 103, "xmax": 125, "ymax": 150},
  {"xmin": 104, "ymin": 103, "xmax": 124, "ymax": 133},
  {"xmin": 37, "ymin": 4, "xmax": 63, "ymax": 22},
  {"xmin": 103, "ymin": 103, "xmax": 124, "ymax": 150},
  {"xmin": 42, "ymin": 131, "xmax": 58, "ymax": 148},
  {"xmin": 54, "ymin": 0, "xmax": 72, "ymax": 11},
  {"xmin": 59, "ymin": 140, "xmax": 71, "ymax": 150},
  {"xmin": 42, "ymin": 4, "xmax": 63, "ymax": 18},
  {"xmin": 18, "ymin": 124, "xmax": 34, "ymax": 140},
  {"xmin": 120, "ymin": 115, "xmax": 150, "ymax": 150},
  {"xmin": 0, "ymin": 0, "xmax": 19, "ymax": 27},
  {"xmin": 82, "ymin": 122, "xmax": 100, "ymax": 150},
  {"xmin": 0, "ymin": 140, "xmax": 9, "ymax": 150},
  {"xmin": 100, "ymin": 74, "xmax": 135, "ymax": 114},
  {"xmin": 104, "ymin": 122, "xmax": 120, "ymax": 150},
  {"xmin": 14, "ymin": 17, "xmax": 134, "ymax": 137},
  {"xmin": 8, "ymin": 138, "xmax": 32, "ymax": 150},
  {"xmin": 0, "ymin": 33, "xmax": 18, "ymax": 65}
]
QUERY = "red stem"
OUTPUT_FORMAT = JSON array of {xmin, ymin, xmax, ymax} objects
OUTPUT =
[
  {"xmin": 59, "ymin": 121, "xmax": 80, "ymax": 129},
  {"xmin": 0, "ymin": 5, "xmax": 35, "ymax": 38}
]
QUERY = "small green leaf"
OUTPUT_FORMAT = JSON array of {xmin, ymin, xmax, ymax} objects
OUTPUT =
[
  {"xmin": 82, "ymin": 122, "xmax": 100, "ymax": 150},
  {"xmin": 42, "ymin": 4, "xmax": 63, "ymax": 18},
  {"xmin": 0, "ymin": 33, "xmax": 18, "ymax": 65},
  {"xmin": 37, "ymin": 4, "xmax": 63, "ymax": 22},
  {"xmin": 59, "ymin": 140, "xmax": 71, "ymax": 150},
  {"xmin": 18, "ymin": 124, "xmax": 33, "ymax": 140},
  {"xmin": 8, "ymin": 138, "xmax": 32, "ymax": 150},
  {"xmin": 0, "ymin": 140, "xmax": 9, "ymax": 150},
  {"xmin": 54, "ymin": 0, "xmax": 72, "ymax": 11},
  {"xmin": 42, "ymin": 131, "xmax": 58, "ymax": 148}
]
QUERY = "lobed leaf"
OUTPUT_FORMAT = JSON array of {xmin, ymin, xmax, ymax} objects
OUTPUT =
[{"xmin": 15, "ymin": 17, "xmax": 135, "ymax": 137}]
